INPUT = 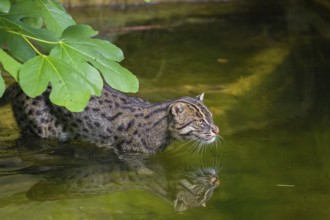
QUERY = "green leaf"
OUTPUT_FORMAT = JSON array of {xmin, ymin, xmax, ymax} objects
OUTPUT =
[
  {"xmin": 0, "ymin": 14, "xmax": 20, "ymax": 30},
  {"xmin": 62, "ymin": 24, "xmax": 98, "ymax": 39},
  {"xmin": 51, "ymin": 30, "xmax": 138, "ymax": 93},
  {"xmin": 1, "ymin": 0, "xmax": 139, "ymax": 111},
  {"xmin": 50, "ymin": 45, "xmax": 103, "ymax": 96},
  {"xmin": 8, "ymin": 0, "xmax": 43, "ymax": 32},
  {"xmin": 51, "ymin": 36, "xmax": 138, "ymax": 92},
  {"xmin": 92, "ymin": 39, "xmax": 125, "ymax": 62},
  {"xmin": 45, "ymin": 57, "xmax": 91, "ymax": 112},
  {"xmin": 39, "ymin": 0, "xmax": 75, "ymax": 36},
  {"xmin": 91, "ymin": 59, "xmax": 139, "ymax": 93},
  {"xmin": 20, "ymin": 22, "xmax": 59, "ymax": 52},
  {"xmin": 9, "ymin": 0, "xmax": 42, "ymax": 17},
  {"xmin": 22, "ymin": 17, "xmax": 43, "ymax": 29},
  {"xmin": 0, "ymin": 48, "xmax": 21, "ymax": 80},
  {"xmin": 0, "ymin": 0, "xmax": 10, "ymax": 13},
  {"xmin": 0, "ymin": 74, "xmax": 5, "ymax": 97},
  {"xmin": 19, "ymin": 55, "xmax": 92, "ymax": 112},
  {"xmin": 19, "ymin": 56, "xmax": 49, "ymax": 97},
  {"xmin": 60, "ymin": 36, "xmax": 124, "ymax": 62},
  {"xmin": 0, "ymin": 31, "xmax": 6, "ymax": 45},
  {"xmin": 48, "ymin": 0, "xmax": 66, "ymax": 11},
  {"xmin": 79, "ymin": 63, "xmax": 103, "ymax": 96},
  {"xmin": 0, "ymin": 14, "xmax": 59, "ymax": 53},
  {"xmin": 7, "ymin": 34, "xmax": 36, "ymax": 62}
]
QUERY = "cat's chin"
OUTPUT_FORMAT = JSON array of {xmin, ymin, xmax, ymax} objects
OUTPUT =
[{"xmin": 202, "ymin": 136, "xmax": 217, "ymax": 144}]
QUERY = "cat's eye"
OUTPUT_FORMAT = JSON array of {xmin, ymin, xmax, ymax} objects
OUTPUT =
[{"xmin": 197, "ymin": 119, "xmax": 205, "ymax": 127}]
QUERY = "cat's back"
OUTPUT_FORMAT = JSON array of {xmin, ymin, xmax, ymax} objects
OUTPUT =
[
  {"xmin": 101, "ymin": 85, "xmax": 151, "ymax": 107},
  {"xmin": 4, "ymin": 83, "xmax": 152, "ymax": 143}
]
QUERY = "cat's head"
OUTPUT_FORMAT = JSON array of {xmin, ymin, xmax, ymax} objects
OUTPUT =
[
  {"xmin": 169, "ymin": 94, "xmax": 219, "ymax": 144},
  {"xmin": 173, "ymin": 167, "xmax": 220, "ymax": 212}
]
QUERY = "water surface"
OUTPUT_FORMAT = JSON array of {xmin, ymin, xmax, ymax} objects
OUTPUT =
[{"xmin": 1, "ymin": 1, "xmax": 330, "ymax": 220}]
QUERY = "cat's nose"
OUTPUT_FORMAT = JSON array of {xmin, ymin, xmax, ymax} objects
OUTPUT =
[{"xmin": 212, "ymin": 126, "xmax": 219, "ymax": 135}]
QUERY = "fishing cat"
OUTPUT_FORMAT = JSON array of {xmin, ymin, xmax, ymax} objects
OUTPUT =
[{"xmin": 2, "ymin": 83, "xmax": 219, "ymax": 154}]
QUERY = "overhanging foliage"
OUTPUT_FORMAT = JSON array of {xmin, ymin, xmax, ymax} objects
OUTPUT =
[{"xmin": 0, "ymin": 0, "xmax": 139, "ymax": 112}]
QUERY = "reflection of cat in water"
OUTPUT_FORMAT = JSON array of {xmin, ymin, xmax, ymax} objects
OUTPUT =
[{"xmin": 22, "ymin": 146, "xmax": 220, "ymax": 212}]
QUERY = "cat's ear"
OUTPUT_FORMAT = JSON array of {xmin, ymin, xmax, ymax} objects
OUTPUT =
[
  {"xmin": 171, "ymin": 102, "xmax": 185, "ymax": 116},
  {"xmin": 196, "ymin": 93, "xmax": 205, "ymax": 102}
]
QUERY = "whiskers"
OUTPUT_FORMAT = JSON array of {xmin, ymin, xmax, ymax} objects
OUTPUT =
[
  {"xmin": 167, "ymin": 139, "xmax": 196, "ymax": 155},
  {"xmin": 191, "ymin": 139, "xmax": 207, "ymax": 155},
  {"xmin": 190, "ymin": 134, "xmax": 224, "ymax": 155},
  {"xmin": 169, "ymin": 133, "xmax": 224, "ymax": 157}
]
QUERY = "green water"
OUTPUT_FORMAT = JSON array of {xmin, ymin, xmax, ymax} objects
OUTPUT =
[{"xmin": 1, "ymin": 1, "xmax": 330, "ymax": 220}]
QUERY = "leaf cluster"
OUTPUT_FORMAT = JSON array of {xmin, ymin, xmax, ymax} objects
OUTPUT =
[{"xmin": 0, "ymin": 0, "xmax": 138, "ymax": 111}]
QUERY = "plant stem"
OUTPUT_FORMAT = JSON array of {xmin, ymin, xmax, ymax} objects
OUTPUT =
[
  {"xmin": 22, "ymin": 35, "xmax": 43, "ymax": 56},
  {"xmin": 6, "ymin": 30, "xmax": 58, "ymax": 45},
  {"xmin": 5, "ymin": 29, "xmax": 58, "ymax": 56}
]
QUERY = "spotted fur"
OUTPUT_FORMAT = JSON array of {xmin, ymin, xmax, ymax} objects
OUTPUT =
[{"xmin": 3, "ymin": 83, "xmax": 219, "ymax": 153}]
